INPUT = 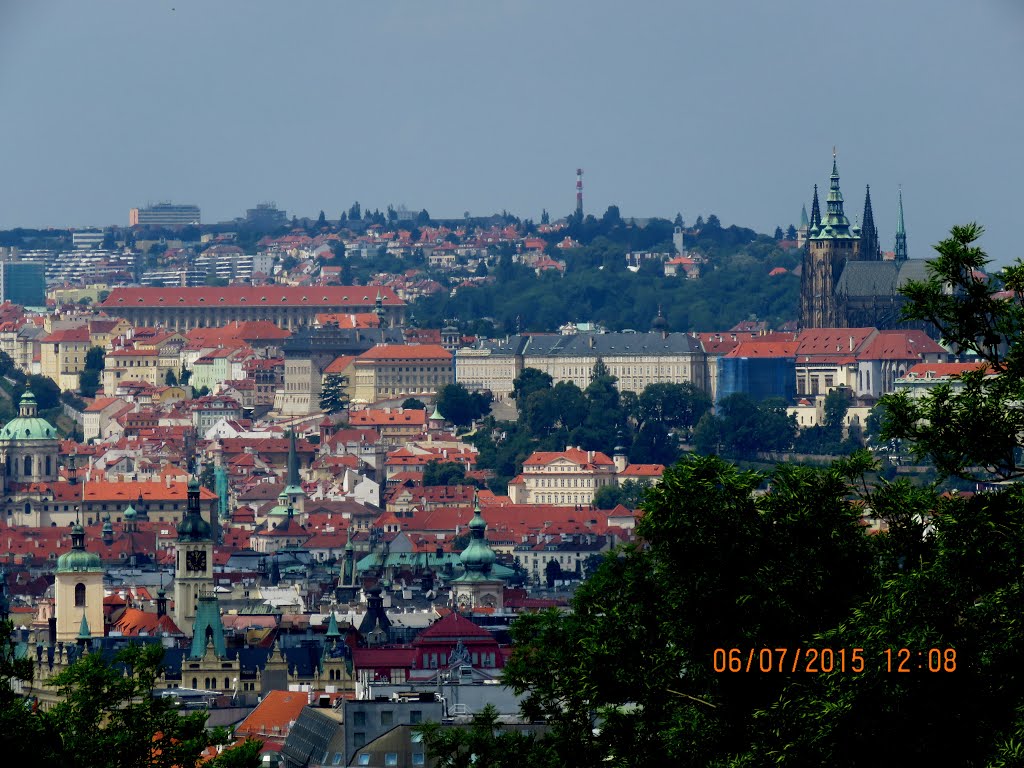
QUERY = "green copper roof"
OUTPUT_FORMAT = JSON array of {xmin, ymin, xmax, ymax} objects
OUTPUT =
[
  {"xmin": 325, "ymin": 612, "xmax": 341, "ymax": 638},
  {"xmin": 77, "ymin": 613, "xmax": 92, "ymax": 641},
  {"xmin": 430, "ymin": 405, "xmax": 443, "ymax": 421},
  {"xmin": 189, "ymin": 593, "xmax": 226, "ymax": 660},
  {"xmin": 810, "ymin": 151, "xmax": 857, "ymax": 241},
  {"xmin": 123, "ymin": 504, "xmax": 137, "ymax": 519},
  {"xmin": 457, "ymin": 502, "xmax": 496, "ymax": 573},
  {"xmin": 0, "ymin": 392, "xmax": 57, "ymax": 441},
  {"xmin": 57, "ymin": 522, "xmax": 102, "ymax": 573}
]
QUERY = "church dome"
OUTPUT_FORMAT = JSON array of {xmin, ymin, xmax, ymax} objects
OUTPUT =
[
  {"xmin": 56, "ymin": 523, "xmax": 102, "ymax": 573},
  {"xmin": 459, "ymin": 504, "xmax": 496, "ymax": 573},
  {"xmin": 0, "ymin": 392, "xmax": 57, "ymax": 441}
]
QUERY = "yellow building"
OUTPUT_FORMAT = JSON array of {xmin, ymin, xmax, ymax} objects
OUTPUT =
[
  {"xmin": 350, "ymin": 344, "xmax": 453, "ymax": 405},
  {"xmin": 53, "ymin": 520, "xmax": 104, "ymax": 644},
  {"xmin": 508, "ymin": 447, "xmax": 618, "ymax": 506},
  {"xmin": 39, "ymin": 326, "xmax": 91, "ymax": 391}
]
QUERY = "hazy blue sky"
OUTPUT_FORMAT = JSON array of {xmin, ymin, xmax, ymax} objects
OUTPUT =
[{"xmin": 2, "ymin": 1, "xmax": 1022, "ymax": 262}]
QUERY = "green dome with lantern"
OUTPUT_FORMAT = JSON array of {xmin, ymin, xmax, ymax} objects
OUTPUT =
[
  {"xmin": 56, "ymin": 522, "xmax": 102, "ymax": 573},
  {"xmin": 458, "ymin": 502, "xmax": 497, "ymax": 574},
  {"xmin": 0, "ymin": 391, "xmax": 57, "ymax": 441}
]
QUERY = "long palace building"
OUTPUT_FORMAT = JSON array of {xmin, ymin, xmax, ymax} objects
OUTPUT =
[{"xmin": 98, "ymin": 286, "xmax": 405, "ymax": 331}]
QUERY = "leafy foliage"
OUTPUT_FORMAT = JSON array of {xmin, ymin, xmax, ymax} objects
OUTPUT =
[
  {"xmin": 1, "ymin": 643, "xmax": 261, "ymax": 768},
  {"xmin": 880, "ymin": 223, "xmax": 1024, "ymax": 481},
  {"xmin": 319, "ymin": 373, "xmax": 350, "ymax": 415},
  {"xmin": 417, "ymin": 704, "xmax": 554, "ymax": 768},
  {"xmin": 436, "ymin": 384, "xmax": 492, "ymax": 428},
  {"xmin": 503, "ymin": 225, "xmax": 1024, "ymax": 766}
]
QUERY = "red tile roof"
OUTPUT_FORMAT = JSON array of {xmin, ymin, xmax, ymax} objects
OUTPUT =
[
  {"xmin": 100, "ymin": 286, "xmax": 404, "ymax": 309},
  {"xmin": 236, "ymin": 690, "xmax": 310, "ymax": 740},
  {"xmin": 856, "ymin": 330, "xmax": 946, "ymax": 360},
  {"xmin": 724, "ymin": 340, "xmax": 799, "ymax": 358},
  {"xmin": 357, "ymin": 344, "xmax": 451, "ymax": 361}
]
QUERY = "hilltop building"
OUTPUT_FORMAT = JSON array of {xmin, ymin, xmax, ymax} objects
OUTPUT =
[
  {"xmin": 129, "ymin": 203, "xmax": 201, "ymax": 228},
  {"xmin": 800, "ymin": 152, "xmax": 929, "ymax": 331}
]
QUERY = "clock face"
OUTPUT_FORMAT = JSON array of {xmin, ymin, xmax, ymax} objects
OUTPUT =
[{"xmin": 186, "ymin": 550, "xmax": 207, "ymax": 572}]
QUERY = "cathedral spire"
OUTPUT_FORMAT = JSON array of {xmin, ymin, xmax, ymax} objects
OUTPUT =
[
  {"xmin": 894, "ymin": 186, "xmax": 908, "ymax": 261},
  {"xmin": 809, "ymin": 185, "xmax": 821, "ymax": 232},
  {"xmin": 860, "ymin": 185, "xmax": 881, "ymax": 261},
  {"xmin": 286, "ymin": 429, "xmax": 300, "ymax": 488}
]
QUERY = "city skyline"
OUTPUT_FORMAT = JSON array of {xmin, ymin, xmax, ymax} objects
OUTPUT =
[{"xmin": 2, "ymin": 1, "xmax": 1022, "ymax": 262}]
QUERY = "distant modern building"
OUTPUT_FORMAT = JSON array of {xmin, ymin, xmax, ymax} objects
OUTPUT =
[
  {"xmin": 0, "ymin": 262, "xmax": 45, "ymax": 307},
  {"xmin": 129, "ymin": 203, "xmax": 201, "ymax": 228},
  {"xmin": 71, "ymin": 230, "xmax": 105, "ymax": 251},
  {"xmin": 245, "ymin": 202, "xmax": 288, "ymax": 227}
]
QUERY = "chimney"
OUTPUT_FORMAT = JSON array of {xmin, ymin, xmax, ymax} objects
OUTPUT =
[{"xmin": 850, "ymin": 335, "xmax": 854, "ymax": 352}]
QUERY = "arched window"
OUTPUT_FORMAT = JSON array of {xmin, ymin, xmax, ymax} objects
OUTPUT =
[
  {"xmin": 224, "ymin": 677, "xmax": 230, "ymax": 689},
  {"xmin": 45, "ymin": 456, "xmax": 52, "ymax": 476},
  {"xmin": 74, "ymin": 582, "xmax": 86, "ymax": 607},
  {"xmin": 192, "ymin": 677, "xmax": 198, "ymax": 689},
  {"xmin": 23, "ymin": 455, "xmax": 31, "ymax": 477}
]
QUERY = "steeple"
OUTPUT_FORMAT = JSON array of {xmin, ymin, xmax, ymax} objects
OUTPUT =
[
  {"xmin": 814, "ymin": 149, "xmax": 855, "ymax": 239},
  {"xmin": 809, "ymin": 185, "xmax": 821, "ymax": 232},
  {"xmin": 860, "ymin": 185, "xmax": 881, "ymax": 261},
  {"xmin": 800, "ymin": 204, "xmax": 809, "ymax": 229},
  {"xmin": 286, "ymin": 429, "xmax": 301, "ymax": 489},
  {"xmin": 76, "ymin": 613, "xmax": 92, "ymax": 647},
  {"xmin": 894, "ymin": 186, "xmax": 908, "ymax": 261}
]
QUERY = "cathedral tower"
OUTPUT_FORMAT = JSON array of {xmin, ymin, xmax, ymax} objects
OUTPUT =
[{"xmin": 800, "ymin": 151, "xmax": 860, "ymax": 328}]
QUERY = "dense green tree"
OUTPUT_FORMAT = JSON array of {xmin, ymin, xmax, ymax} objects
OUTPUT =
[
  {"xmin": 401, "ymin": 397, "xmax": 426, "ymax": 410},
  {"xmin": 0, "ymin": 619, "xmax": 38, "ymax": 765},
  {"xmin": 17, "ymin": 374, "xmax": 62, "ymax": 410},
  {"xmin": 349, "ymin": 202, "xmax": 361, "ymax": 221},
  {"xmin": 504, "ymin": 456, "xmax": 874, "ymax": 767},
  {"xmin": 715, "ymin": 393, "xmax": 796, "ymax": 458},
  {"xmin": 593, "ymin": 479, "xmax": 649, "ymax": 510},
  {"xmin": 417, "ymin": 704, "xmax": 553, "ymax": 768},
  {"xmin": 511, "ymin": 368, "xmax": 553, "ymax": 404},
  {"xmin": 165, "ymin": 369, "xmax": 178, "ymax": 386},
  {"xmin": 0, "ymin": 350, "xmax": 16, "ymax": 377},
  {"xmin": 319, "ymin": 374, "xmax": 350, "ymax": 414},
  {"xmin": 881, "ymin": 223, "xmax": 1024, "ymax": 481},
  {"xmin": 422, "ymin": 460, "xmax": 468, "ymax": 487},
  {"xmin": 8, "ymin": 643, "xmax": 262, "ymax": 768},
  {"xmin": 692, "ymin": 411, "xmax": 722, "ymax": 456},
  {"xmin": 633, "ymin": 382, "xmax": 711, "ymax": 433},
  {"xmin": 436, "ymin": 384, "xmax": 491, "ymax": 428},
  {"xmin": 78, "ymin": 369, "xmax": 100, "ymax": 399},
  {"xmin": 544, "ymin": 558, "xmax": 562, "ymax": 588}
]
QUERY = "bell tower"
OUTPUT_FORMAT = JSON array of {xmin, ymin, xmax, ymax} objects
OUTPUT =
[
  {"xmin": 173, "ymin": 477, "xmax": 214, "ymax": 637},
  {"xmin": 54, "ymin": 511, "xmax": 104, "ymax": 643}
]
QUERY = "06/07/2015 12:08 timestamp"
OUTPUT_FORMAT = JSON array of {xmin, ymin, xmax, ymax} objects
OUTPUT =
[{"xmin": 712, "ymin": 647, "xmax": 957, "ymax": 674}]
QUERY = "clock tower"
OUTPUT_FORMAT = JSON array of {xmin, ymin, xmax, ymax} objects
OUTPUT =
[{"xmin": 174, "ymin": 477, "xmax": 214, "ymax": 637}]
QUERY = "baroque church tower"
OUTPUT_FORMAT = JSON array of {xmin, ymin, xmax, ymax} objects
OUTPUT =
[{"xmin": 800, "ymin": 152, "xmax": 860, "ymax": 328}]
